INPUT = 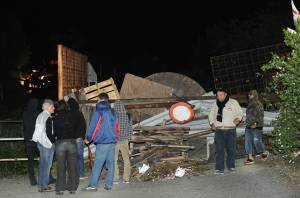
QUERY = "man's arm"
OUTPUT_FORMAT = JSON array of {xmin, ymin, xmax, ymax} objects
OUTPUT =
[
  {"xmin": 208, "ymin": 104, "xmax": 217, "ymax": 130},
  {"xmin": 233, "ymin": 100, "xmax": 243, "ymax": 125},
  {"xmin": 86, "ymin": 111, "xmax": 100, "ymax": 142}
]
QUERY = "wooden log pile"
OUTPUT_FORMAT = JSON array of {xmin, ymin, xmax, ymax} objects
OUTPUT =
[{"xmin": 130, "ymin": 126, "xmax": 214, "ymax": 167}]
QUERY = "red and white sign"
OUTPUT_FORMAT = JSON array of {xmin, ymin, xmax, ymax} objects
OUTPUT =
[
  {"xmin": 292, "ymin": 0, "xmax": 300, "ymax": 24},
  {"xmin": 169, "ymin": 102, "xmax": 195, "ymax": 124}
]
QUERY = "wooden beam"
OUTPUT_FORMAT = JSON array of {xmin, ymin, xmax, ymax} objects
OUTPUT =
[
  {"xmin": 184, "ymin": 130, "xmax": 214, "ymax": 139},
  {"xmin": 133, "ymin": 126, "xmax": 190, "ymax": 132},
  {"xmin": 160, "ymin": 156, "xmax": 186, "ymax": 162},
  {"xmin": 148, "ymin": 144, "xmax": 195, "ymax": 149},
  {"xmin": 57, "ymin": 45, "xmax": 64, "ymax": 100},
  {"xmin": 131, "ymin": 147, "xmax": 161, "ymax": 166},
  {"xmin": 83, "ymin": 78, "xmax": 114, "ymax": 93}
]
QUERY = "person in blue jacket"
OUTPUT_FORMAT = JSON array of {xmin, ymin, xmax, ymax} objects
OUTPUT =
[{"xmin": 83, "ymin": 93, "xmax": 119, "ymax": 191}]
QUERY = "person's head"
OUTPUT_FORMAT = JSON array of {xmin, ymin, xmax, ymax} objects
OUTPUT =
[
  {"xmin": 56, "ymin": 100, "xmax": 67, "ymax": 113},
  {"xmin": 42, "ymin": 99, "xmax": 55, "ymax": 113},
  {"xmin": 98, "ymin": 92, "xmax": 109, "ymax": 102},
  {"xmin": 216, "ymin": 88, "xmax": 227, "ymax": 102},
  {"xmin": 25, "ymin": 97, "xmax": 39, "ymax": 112},
  {"xmin": 67, "ymin": 98, "xmax": 79, "ymax": 111},
  {"xmin": 248, "ymin": 90, "xmax": 259, "ymax": 100}
]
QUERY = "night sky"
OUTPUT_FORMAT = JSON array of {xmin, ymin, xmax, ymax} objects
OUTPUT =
[{"xmin": 2, "ymin": 0, "xmax": 294, "ymax": 91}]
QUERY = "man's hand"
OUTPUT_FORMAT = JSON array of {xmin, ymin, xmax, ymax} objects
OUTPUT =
[
  {"xmin": 84, "ymin": 139, "xmax": 90, "ymax": 145},
  {"xmin": 211, "ymin": 123, "xmax": 217, "ymax": 131},
  {"xmin": 250, "ymin": 122, "xmax": 257, "ymax": 128},
  {"xmin": 233, "ymin": 118, "xmax": 241, "ymax": 126}
]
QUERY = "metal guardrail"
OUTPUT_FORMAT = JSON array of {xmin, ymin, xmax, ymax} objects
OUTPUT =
[
  {"xmin": 0, "ymin": 120, "xmax": 23, "ymax": 123},
  {"xmin": 0, "ymin": 120, "xmax": 37, "ymax": 162},
  {"xmin": 0, "ymin": 138, "xmax": 24, "ymax": 141}
]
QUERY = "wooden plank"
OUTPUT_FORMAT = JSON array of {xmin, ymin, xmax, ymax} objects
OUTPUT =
[
  {"xmin": 87, "ymin": 91, "xmax": 119, "ymax": 101},
  {"xmin": 111, "ymin": 78, "xmax": 120, "ymax": 99},
  {"xmin": 124, "ymin": 102, "xmax": 173, "ymax": 109},
  {"xmin": 83, "ymin": 78, "xmax": 114, "ymax": 93},
  {"xmin": 134, "ymin": 126, "xmax": 190, "ymax": 132},
  {"xmin": 131, "ymin": 147, "xmax": 161, "ymax": 166},
  {"xmin": 85, "ymin": 86, "xmax": 115, "ymax": 99},
  {"xmin": 130, "ymin": 135, "xmax": 179, "ymax": 143},
  {"xmin": 160, "ymin": 156, "xmax": 186, "ymax": 162},
  {"xmin": 184, "ymin": 130, "xmax": 214, "ymax": 139},
  {"xmin": 120, "ymin": 73, "xmax": 173, "ymax": 121},
  {"xmin": 148, "ymin": 144, "xmax": 195, "ymax": 149},
  {"xmin": 58, "ymin": 45, "xmax": 64, "ymax": 100}
]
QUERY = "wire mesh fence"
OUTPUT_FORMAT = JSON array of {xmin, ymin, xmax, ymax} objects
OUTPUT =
[{"xmin": 210, "ymin": 43, "xmax": 290, "ymax": 94}]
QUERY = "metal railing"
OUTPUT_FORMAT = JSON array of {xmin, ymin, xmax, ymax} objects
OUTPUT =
[{"xmin": 0, "ymin": 120, "xmax": 38, "ymax": 162}]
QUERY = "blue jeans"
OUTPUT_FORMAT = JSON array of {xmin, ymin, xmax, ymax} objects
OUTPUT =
[
  {"xmin": 37, "ymin": 143, "xmax": 54, "ymax": 189},
  {"xmin": 214, "ymin": 129, "xmax": 236, "ymax": 171},
  {"xmin": 89, "ymin": 144, "xmax": 115, "ymax": 189},
  {"xmin": 76, "ymin": 138, "xmax": 85, "ymax": 177},
  {"xmin": 245, "ymin": 128, "xmax": 265, "ymax": 155}
]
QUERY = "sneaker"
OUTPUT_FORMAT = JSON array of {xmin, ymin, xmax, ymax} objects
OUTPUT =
[
  {"xmin": 82, "ymin": 186, "xmax": 97, "ymax": 192},
  {"xmin": 113, "ymin": 181, "xmax": 119, "ymax": 184},
  {"xmin": 214, "ymin": 170, "xmax": 224, "ymax": 175},
  {"xmin": 244, "ymin": 158, "xmax": 255, "ymax": 165},
  {"xmin": 123, "ymin": 181, "xmax": 130, "ymax": 184},
  {"xmin": 104, "ymin": 186, "xmax": 111, "ymax": 191},
  {"xmin": 228, "ymin": 168, "xmax": 236, "ymax": 173},
  {"xmin": 261, "ymin": 151, "xmax": 269, "ymax": 161},
  {"xmin": 38, "ymin": 186, "xmax": 53, "ymax": 192},
  {"xmin": 56, "ymin": 191, "xmax": 63, "ymax": 195},
  {"xmin": 69, "ymin": 191, "xmax": 76, "ymax": 194}
]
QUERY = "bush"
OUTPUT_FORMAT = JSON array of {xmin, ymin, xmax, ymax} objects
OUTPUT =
[{"xmin": 262, "ymin": 21, "xmax": 300, "ymax": 163}]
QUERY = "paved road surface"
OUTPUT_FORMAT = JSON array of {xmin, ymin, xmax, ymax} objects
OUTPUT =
[{"xmin": 0, "ymin": 159, "xmax": 298, "ymax": 198}]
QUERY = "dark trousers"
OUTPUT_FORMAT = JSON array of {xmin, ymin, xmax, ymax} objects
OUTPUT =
[
  {"xmin": 25, "ymin": 140, "xmax": 38, "ymax": 184},
  {"xmin": 55, "ymin": 139, "xmax": 79, "ymax": 192},
  {"xmin": 214, "ymin": 129, "xmax": 237, "ymax": 171}
]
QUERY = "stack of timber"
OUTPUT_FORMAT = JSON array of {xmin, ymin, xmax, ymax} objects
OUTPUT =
[{"xmin": 130, "ymin": 126, "xmax": 214, "ymax": 166}]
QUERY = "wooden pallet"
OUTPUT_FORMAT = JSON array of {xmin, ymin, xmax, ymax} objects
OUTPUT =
[{"xmin": 79, "ymin": 78, "xmax": 120, "ymax": 100}]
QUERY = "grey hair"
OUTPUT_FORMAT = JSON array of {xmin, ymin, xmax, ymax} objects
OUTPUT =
[{"xmin": 42, "ymin": 99, "xmax": 54, "ymax": 111}]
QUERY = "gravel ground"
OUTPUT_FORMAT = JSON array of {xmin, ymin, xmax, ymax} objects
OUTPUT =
[{"xmin": 0, "ymin": 159, "xmax": 299, "ymax": 198}]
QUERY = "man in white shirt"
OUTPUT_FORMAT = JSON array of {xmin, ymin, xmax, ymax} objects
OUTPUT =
[
  {"xmin": 32, "ymin": 99, "xmax": 55, "ymax": 192},
  {"xmin": 209, "ymin": 89, "xmax": 243, "ymax": 175}
]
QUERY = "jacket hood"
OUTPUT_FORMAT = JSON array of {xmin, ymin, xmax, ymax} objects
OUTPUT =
[
  {"xmin": 96, "ymin": 101, "xmax": 110, "ymax": 111},
  {"xmin": 249, "ymin": 90, "xmax": 259, "ymax": 101},
  {"xmin": 25, "ymin": 98, "xmax": 39, "ymax": 112},
  {"xmin": 68, "ymin": 98, "xmax": 79, "ymax": 111}
]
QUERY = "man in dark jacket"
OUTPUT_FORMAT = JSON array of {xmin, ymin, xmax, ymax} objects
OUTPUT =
[
  {"xmin": 244, "ymin": 90, "xmax": 269, "ymax": 165},
  {"xmin": 23, "ymin": 98, "xmax": 40, "ymax": 185},
  {"xmin": 46, "ymin": 100, "xmax": 79, "ymax": 195},
  {"xmin": 67, "ymin": 98, "xmax": 86, "ymax": 179},
  {"xmin": 83, "ymin": 93, "xmax": 118, "ymax": 192}
]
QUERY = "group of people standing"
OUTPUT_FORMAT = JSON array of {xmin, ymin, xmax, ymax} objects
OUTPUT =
[
  {"xmin": 23, "ymin": 92, "xmax": 132, "ymax": 195},
  {"xmin": 22, "ymin": 88, "xmax": 269, "ymax": 194},
  {"xmin": 209, "ymin": 89, "xmax": 269, "ymax": 175}
]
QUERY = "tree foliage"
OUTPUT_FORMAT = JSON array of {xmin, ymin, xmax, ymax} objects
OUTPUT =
[{"xmin": 262, "ymin": 21, "xmax": 300, "ymax": 162}]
